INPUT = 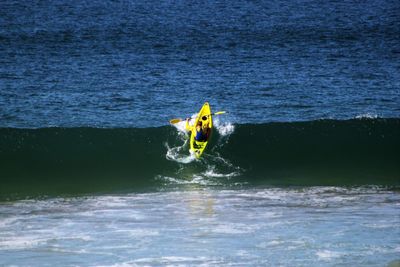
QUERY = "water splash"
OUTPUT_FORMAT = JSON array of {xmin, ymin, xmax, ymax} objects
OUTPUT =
[
  {"xmin": 165, "ymin": 141, "xmax": 196, "ymax": 164},
  {"xmin": 201, "ymin": 165, "xmax": 240, "ymax": 179},
  {"xmin": 214, "ymin": 117, "xmax": 235, "ymax": 137},
  {"xmin": 170, "ymin": 120, "xmax": 187, "ymax": 134},
  {"xmin": 355, "ymin": 113, "xmax": 379, "ymax": 119}
]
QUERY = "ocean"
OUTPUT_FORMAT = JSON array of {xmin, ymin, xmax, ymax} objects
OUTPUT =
[{"xmin": 1, "ymin": 0, "xmax": 399, "ymax": 266}]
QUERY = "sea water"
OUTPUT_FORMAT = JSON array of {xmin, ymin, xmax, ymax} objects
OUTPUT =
[
  {"xmin": 1, "ymin": 0, "xmax": 399, "ymax": 266},
  {"xmin": 1, "ymin": 188, "xmax": 399, "ymax": 266},
  {"xmin": 1, "ymin": 0, "xmax": 399, "ymax": 128}
]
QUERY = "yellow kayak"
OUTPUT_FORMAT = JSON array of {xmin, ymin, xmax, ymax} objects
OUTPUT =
[{"xmin": 186, "ymin": 102, "xmax": 212, "ymax": 158}]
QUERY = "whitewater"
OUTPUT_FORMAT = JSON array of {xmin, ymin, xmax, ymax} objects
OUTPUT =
[{"xmin": 1, "ymin": 187, "xmax": 399, "ymax": 266}]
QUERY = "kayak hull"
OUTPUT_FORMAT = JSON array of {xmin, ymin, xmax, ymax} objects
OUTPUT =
[{"xmin": 189, "ymin": 102, "xmax": 212, "ymax": 158}]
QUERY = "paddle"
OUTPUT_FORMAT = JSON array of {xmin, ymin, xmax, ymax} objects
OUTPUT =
[{"xmin": 169, "ymin": 111, "xmax": 226, "ymax": 124}]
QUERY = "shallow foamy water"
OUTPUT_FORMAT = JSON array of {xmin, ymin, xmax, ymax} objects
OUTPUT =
[{"xmin": 0, "ymin": 187, "xmax": 399, "ymax": 266}]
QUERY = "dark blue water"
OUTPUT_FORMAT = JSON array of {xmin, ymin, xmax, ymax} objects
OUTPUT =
[{"xmin": 1, "ymin": 0, "xmax": 399, "ymax": 127}]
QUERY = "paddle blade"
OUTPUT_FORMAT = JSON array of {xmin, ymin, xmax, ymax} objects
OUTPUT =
[
  {"xmin": 214, "ymin": 111, "xmax": 226, "ymax": 115},
  {"xmin": 170, "ymin": 118, "xmax": 183, "ymax": 124}
]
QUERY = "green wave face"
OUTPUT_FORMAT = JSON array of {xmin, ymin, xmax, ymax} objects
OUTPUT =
[{"xmin": 1, "ymin": 119, "xmax": 399, "ymax": 200}]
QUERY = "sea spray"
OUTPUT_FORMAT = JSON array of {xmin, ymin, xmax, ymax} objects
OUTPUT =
[
  {"xmin": 165, "ymin": 140, "xmax": 196, "ymax": 164},
  {"xmin": 214, "ymin": 118, "xmax": 235, "ymax": 137},
  {"xmin": 166, "ymin": 118, "xmax": 196, "ymax": 164}
]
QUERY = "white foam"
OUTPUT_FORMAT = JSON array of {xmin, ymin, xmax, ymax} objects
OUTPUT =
[
  {"xmin": 114, "ymin": 229, "xmax": 159, "ymax": 237},
  {"xmin": 0, "ymin": 217, "xmax": 18, "ymax": 228},
  {"xmin": 0, "ymin": 235, "xmax": 46, "ymax": 249},
  {"xmin": 256, "ymin": 240, "xmax": 285, "ymax": 249},
  {"xmin": 214, "ymin": 118, "xmax": 235, "ymax": 137},
  {"xmin": 267, "ymin": 240, "xmax": 284, "ymax": 246},
  {"xmin": 201, "ymin": 166, "xmax": 240, "ymax": 179},
  {"xmin": 156, "ymin": 175, "xmax": 220, "ymax": 186},
  {"xmin": 191, "ymin": 175, "xmax": 222, "ymax": 186},
  {"xmin": 165, "ymin": 141, "xmax": 196, "ymax": 164},
  {"xmin": 212, "ymin": 223, "xmax": 255, "ymax": 234},
  {"xmin": 171, "ymin": 120, "xmax": 188, "ymax": 133},
  {"xmin": 96, "ymin": 262, "xmax": 140, "ymax": 267},
  {"xmin": 157, "ymin": 175, "xmax": 193, "ymax": 185},
  {"xmin": 316, "ymin": 250, "xmax": 342, "ymax": 261},
  {"xmin": 130, "ymin": 256, "xmax": 219, "ymax": 265},
  {"xmin": 355, "ymin": 113, "xmax": 378, "ymax": 119},
  {"xmin": 166, "ymin": 117, "xmax": 197, "ymax": 164},
  {"xmin": 171, "ymin": 113, "xmax": 197, "ymax": 133}
]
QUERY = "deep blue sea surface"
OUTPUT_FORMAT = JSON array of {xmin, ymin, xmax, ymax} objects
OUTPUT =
[
  {"xmin": 1, "ymin": 0, "xmax": 399, "ymax": 127},
  {"xmin": 1, "ymin": 0, "xmax": 399, "ymax": 266}
]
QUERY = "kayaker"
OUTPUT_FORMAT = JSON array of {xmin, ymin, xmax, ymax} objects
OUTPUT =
[{"xmin": 186, "ymin": 119, "xmax": 209, "ymax": 142}]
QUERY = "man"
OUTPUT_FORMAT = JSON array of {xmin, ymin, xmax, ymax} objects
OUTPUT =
[{"xmin": 186, "ymin": 118, "xmax": 210, "ymax": 142}]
